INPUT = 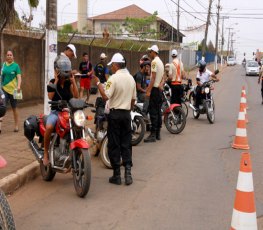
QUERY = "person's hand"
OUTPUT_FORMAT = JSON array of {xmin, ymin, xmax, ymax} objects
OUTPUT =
[
  {"xmin": 146, "ymin": 88, "xmax": 151, "ymax": 97},
  {"xmin": 69, "ymin": 73, "xmax": 76, "ymax": 83},
  {"xmin": 94, "ymin": 76, "xmax": 100, "ymax": 84},
  {"xmin": 17, "ymin": 87, "xmax": 21, "ymax": 93}
]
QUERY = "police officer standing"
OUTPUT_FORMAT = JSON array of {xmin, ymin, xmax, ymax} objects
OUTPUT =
[
  {"xmin": 169, "ymin": 49, "xmax": 185, "ymax": 104},
  {"xmin": 144, "ymin": 45, "xmax": 164, "ymax": 142},
  {"xmin": 94, "ymin": 53, "xmax": 136, "ymax": 186}
]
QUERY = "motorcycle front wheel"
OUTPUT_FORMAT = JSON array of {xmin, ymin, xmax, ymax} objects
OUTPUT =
[
  {"xmin": 206, "ymin": 99, "xmax": 215, "ymax": 124},
  {"xmin": 100, "ymin": 137, "xmax": 112, "ymax": 169},
  {"xmin": 181, "ymin": 101, "xmax": 188, "ymax": 118},
  {"xmin": 0, "ymin": 190, "xmax": 16, "ymax": 230},
  {"xmin": 131, "ymin": 116, "xmax": 145, "ymax": 146},
  {"xmin": 72, "ymin": 148, "xmax": 91, "ymax": 198},
  {"xmin": 164, "ymin": 106, "xmax": 186, "ymax": 134}
]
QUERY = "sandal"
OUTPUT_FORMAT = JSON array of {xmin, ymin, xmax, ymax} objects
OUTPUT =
[{"xmin": 14, "ymin": 128, "xmax": 19, "ymax": 132}]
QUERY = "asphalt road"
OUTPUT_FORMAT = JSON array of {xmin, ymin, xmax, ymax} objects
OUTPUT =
[{"xmin": 7, "ymin": 65, "xmax": 263, "ymax": 230}]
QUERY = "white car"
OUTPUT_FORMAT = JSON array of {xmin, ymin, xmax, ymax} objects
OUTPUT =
[
  {"xmin": 246, "ymin": 61, "xmax": 260, "ymax": 76},
  {"xmin": 227, "ymin": 57, "xmax": 236, "ymax": 66}
]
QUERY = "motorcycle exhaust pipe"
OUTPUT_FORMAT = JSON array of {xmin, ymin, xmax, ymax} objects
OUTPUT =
[
  {"xmin": 29, "ymin": 140, "xmax": 43, "ymax": 162},
  {"xmin": 189, "ymin": 103, "xmax": 197, "ymax": 111}
]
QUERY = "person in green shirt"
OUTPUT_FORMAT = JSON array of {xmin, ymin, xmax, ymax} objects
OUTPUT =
[{"xmin": 0, "ymin": 50, "xmax": 22, "ymax": 133}]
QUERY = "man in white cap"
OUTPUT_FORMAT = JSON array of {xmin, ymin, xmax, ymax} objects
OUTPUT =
[
  {"xmin": 168, "ymin": 49, "xmax": 185, "ymax": 105},
  {"xmin": 144, "ymin": 45, "xmax": 164, "ymax": 142},
  {"xmin": 94, "ymin": 53, "xmax": 136, "ymax": 186},
  {"xmin": 94, "ymin": 52, "xmax": 109, "ymax": 84}
]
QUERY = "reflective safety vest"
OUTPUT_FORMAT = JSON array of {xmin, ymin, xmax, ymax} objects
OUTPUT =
[{"xmin": 171, "ymin": 58, "xmax": 182, "ymax": 85}]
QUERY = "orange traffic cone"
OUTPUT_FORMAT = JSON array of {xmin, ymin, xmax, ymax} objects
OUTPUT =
[
  {"xmin": 230, "ymin": 152, "xmax": 257, "ymax": 230},
  {"xmin": 232, "ymin": 105, "xmax": 250, "ymax": 150},
  {"xmin": 241, "ymin": 89, "xmax": 249, "ymax": 123},
  {"xmin": 242, "ymin": 86, "xmax": 249, "ymax": 109}
]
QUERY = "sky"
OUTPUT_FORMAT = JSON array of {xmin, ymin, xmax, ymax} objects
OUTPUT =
[{"xmin": 14, "ymin": 0, "xmax": 263, "ymax": 62}]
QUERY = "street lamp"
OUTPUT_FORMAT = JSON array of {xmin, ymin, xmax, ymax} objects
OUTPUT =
[{"xmin": 60, "ymin": 3, "xmax": 71, "ymax": 26}]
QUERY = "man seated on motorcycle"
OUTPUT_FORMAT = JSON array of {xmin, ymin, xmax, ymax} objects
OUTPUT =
[
  {"xmin": 194, "ymin": 60, "xmax": 219, "ymax": 109},
  {"xmin": 43, "ymin": 56, "xmax": 79, "ymax": 166}
]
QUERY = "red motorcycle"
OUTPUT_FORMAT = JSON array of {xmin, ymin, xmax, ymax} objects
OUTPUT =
[
  {"xmin": 24, "ymin": 98, "xmax": 91, "ymax": 198},
  {"xmin": 0, "ymin": 156, "xmax": 16, "ymax": 229}
]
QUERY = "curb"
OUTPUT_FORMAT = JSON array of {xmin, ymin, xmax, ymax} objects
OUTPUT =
[{"xmin": 0, "ymin": 161, "xmax": 40, "ymax": 194}]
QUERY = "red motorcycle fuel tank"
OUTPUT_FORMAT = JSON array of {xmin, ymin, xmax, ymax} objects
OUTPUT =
[{"xmin": 56, "ymin": 111, "xmax": 70, "ymax": 138}]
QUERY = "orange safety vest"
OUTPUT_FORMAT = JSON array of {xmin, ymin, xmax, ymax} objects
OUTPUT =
[{"xmin": 171, "ymin": 59, "xmax": 182, "ymax": 85}]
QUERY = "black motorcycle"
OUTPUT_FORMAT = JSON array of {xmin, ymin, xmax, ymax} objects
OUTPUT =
[{"xmin": 189, "ymin": 79, "xmax": 216, "ymax": 124}]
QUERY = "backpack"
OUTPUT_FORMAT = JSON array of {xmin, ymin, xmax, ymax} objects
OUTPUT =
[{"xmin": 95, "ymin": 63, "xmax": 105, "ymax": 79}]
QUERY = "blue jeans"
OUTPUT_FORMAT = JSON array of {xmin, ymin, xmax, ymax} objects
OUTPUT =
[{"xmin": 46, "ymin": 110, "xmax": 59, "ymax": 127}]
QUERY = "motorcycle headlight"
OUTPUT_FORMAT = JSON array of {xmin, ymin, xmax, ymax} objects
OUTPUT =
[
  {"xmin": 74, "ymin": 110, "xmax": 86, "ymax": 127},
  {"xmin": 204, "ymin": 87, "xmax": 210, "ymax": 94}
]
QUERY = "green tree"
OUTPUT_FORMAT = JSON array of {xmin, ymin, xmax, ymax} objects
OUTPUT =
[
  {"xmin": 59, "ymin": 24, "xmax": 75, "ymax": 33},
  {"xmin": 0, "ymin": 0, "xmax": 15, "ymax": 64},
  {"xmin": 124, "ymin": 11, "xmax": 158, "ymax": 39},
  {"xmin": 109, "ymin": 22, "xmax": 122, "ymax": 37}
]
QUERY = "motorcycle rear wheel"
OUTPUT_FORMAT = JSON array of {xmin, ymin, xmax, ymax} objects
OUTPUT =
[
  {"xmin": 164, "ymin": 107, "xmax": 186, "ymax": 134},
  {"xmin": 0, "ymin": 190, "xmax": 16, "ymax": 230},
  {"xmin": 131, "ymin": 116, "xmax": 145, "ymax": 146},
  {"xmin": 100, "ymin": 137, "xmax": 112, "ymax": 169},
  {"xmin": 73, "ymin": 149, "xmax": 91, "ymax": 198},
  {"xmin": 40, "ymin": 161, "xmax": 56, "ymax": 181},
  {"xmin": 206, "ymin": 99, "xmax": 215, "ymax": 124}
]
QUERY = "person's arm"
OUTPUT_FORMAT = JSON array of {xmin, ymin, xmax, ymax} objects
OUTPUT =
[
  {"xmin": 87, "ymin": 63, "xmax": 93, "ymax": 78},
  {"xmin": 16, "ymin": 74, "xmax": 22, "ymax": 93},
  {"xmin": 69, "ymin": 74, "xmax": 79, "ymax": 98},
  {"xmin": 146, "ymin": 72, "xmax": 156, "ymax": 97},
  {"xmin": 94, "ymin": 76, "xmax": 109, "ymax": 101},
  {"xmin": 47, "ymin": 71, "xmax": 60, "ymax": 100}
]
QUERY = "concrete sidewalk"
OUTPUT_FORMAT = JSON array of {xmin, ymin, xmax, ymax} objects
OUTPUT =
[{"xmin": 0, "ymin": 63, "xmax": 226, "ymax": 194}]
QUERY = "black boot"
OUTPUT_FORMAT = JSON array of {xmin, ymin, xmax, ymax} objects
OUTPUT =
[
  {"xmin": 124, "ymin": 165, "xmax": 133, "ymax": 185},
  {"xmin": 109, "ymin": 168, "xmax": 121, "ymax": 185},
  {"xmin": 144, "ymin": 132, "xmax": 156, "ymax": 143},
  {"xmin": 156, "ymin": 129, "xmax": 161, "ymax": 140}
]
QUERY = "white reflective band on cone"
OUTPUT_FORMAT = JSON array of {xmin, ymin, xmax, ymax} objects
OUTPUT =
[
  {"xmin": 231, "ymin": 209, "xmax": 257, "ymax": 230},
  {"xmin": 236, "ymin": 128, "xmax": 247, "ymax": 137},
  {"xmin": 238, "ymin": 112, "xmax": 245, "ymax": 120},
  {"xmin": 241, "ymin": 97, "xmax": 246, "ymax": 103},
  {"xmin": 237, "ymin": 172, "xmax": 254, "ymax": 192}
]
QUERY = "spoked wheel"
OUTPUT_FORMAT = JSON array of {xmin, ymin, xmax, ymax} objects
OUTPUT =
[
  {"xmin": 100, "ymin": 137, "xmax": 112, "ymax": 169},
  {"xmin": 181, "ymin": 101, "xmax": 188, "ymax": 118},
  {"xmin": 0, "ymin": 190, "xmax": 16, "ymax": 230},
  {"xmin": 131, "ymin": 116, "xmax": 145, "ymax": 146},
  {"xmin": 206, "ymin": 99, "xmax": 215, "ymax": 124},
  {"xmin": 73, "ymin": 148, "xmax": 91, "ymax": 198},
  {"xmin": 164, "ymin": 107, "xmax": 186, "ymax": 134}
]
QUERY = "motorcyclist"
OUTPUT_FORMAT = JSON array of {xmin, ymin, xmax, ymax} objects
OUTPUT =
[
  {"xmin": 43, "ymin": 55, "xmax": 79, "ymax": 166},
  {"xmin": 194, "ymin": 60, "xmax": 219, "ymax": 109}
]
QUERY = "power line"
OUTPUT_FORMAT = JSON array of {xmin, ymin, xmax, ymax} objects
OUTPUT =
[
  {"xmin": 181, "ymin": 0, "xmax": 207, "ymax": 21},
  {"xmin": 169, "ymin": 0, "xmax": 207, "ymax": 22}
]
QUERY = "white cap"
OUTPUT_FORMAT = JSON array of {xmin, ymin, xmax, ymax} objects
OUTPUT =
[
  {"xmin": 171, "ymin": 49, "xmax": 178, "ymax": 57},
  {"xmin": 100, "ymin": 53, "xmax": 107, "ymax": 59},
  {"xmin": 66, "ymin": 44, "xmax": 77, "ymax": 59},
  {"xmin": 147, "ymin": 45, "xmax": 159, "ymax": 54},
  {"xmin": 107, "ymin": 53, "xmax": 125, "ymax": 65}
]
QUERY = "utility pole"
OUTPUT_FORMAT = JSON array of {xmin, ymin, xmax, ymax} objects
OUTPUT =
[
  {"xmin": 214, "ymin": 0, "xmax": 221, "ymax": 70},
  {"xmin": 202, "ymin": 0, "xmax": 213, "ymax": 59},
  {"xmin": 226, "ymin": 27, "xmax": 233, "ymax": 58},
  {"xmin": 177, "ymin": 0, "xmax": 180, "ymax": 43},
  {"xmin": 44, "ymin": 0, "xmax": 57, "ymax": 114}
]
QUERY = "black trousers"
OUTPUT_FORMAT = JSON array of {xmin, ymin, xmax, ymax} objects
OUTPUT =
[
  {"xmin": 107, "ymin": 109, "xmax": 132, "ymax": 169},
  {"xmin": 261, "ymin": 80, "xmax": 263, "ymax": 99},
  {"xmin": 148, "ymin": 87, "xmax": 162, "ymax": 132},
  {"xmin": 170, "ymin": 84, "xmax": 183, "ymax": 104}
]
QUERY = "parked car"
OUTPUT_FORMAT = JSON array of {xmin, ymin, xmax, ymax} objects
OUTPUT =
[
  {"xmin": 227, "ymin": 57, "xmax": 236, "ymax": 66},
  {"xmin": 246, "ymin": 61, "xmax": 260, "ymax": 76}
]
